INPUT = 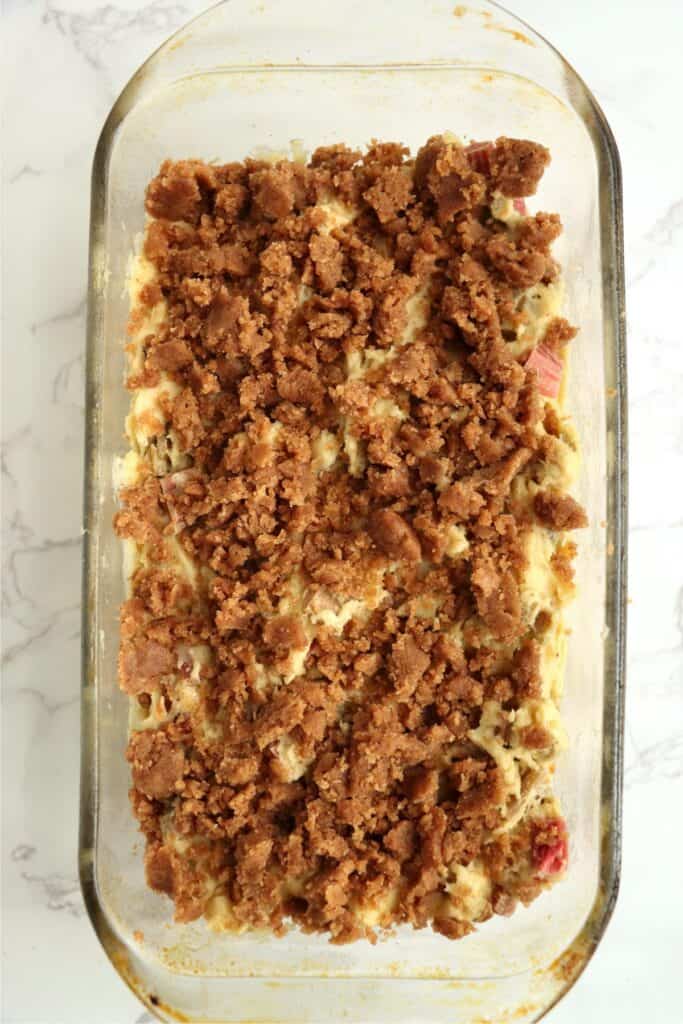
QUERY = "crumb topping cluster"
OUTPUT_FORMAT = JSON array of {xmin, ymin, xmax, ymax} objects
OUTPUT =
[{"xmin": 116, "ymin": 135, "xmax": 585, "ymax": 942}]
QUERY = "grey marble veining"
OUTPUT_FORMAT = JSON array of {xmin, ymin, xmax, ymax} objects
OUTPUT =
[{"xmin": 2, "ymin": 1, "xmax": 682, "ymax": 1021}]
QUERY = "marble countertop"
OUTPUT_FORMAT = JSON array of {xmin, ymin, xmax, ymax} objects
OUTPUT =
[{"xmin": 3, "ymin": 1, "xmax": 681, "ymax": 1021}]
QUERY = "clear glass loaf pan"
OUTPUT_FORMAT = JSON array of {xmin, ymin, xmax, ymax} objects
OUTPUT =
[{"xmin": 80, "ymin": 1, "xmax": 627, "ymax": 1020}]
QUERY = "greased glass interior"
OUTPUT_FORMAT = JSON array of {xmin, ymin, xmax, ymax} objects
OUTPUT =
[{"xmin": 81, "ymin": 2, "xmax": 626, "ymax": 1021}]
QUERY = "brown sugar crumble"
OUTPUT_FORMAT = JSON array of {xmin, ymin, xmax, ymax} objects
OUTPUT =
[{"xmin": 116, "ymin": 135, "xmax": 585, "ymax": 943}]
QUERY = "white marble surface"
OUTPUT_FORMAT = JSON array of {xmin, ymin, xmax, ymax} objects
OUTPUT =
[{"xmin": 2, "ymin": 1, "xmax": 682, "ymax": 1021}]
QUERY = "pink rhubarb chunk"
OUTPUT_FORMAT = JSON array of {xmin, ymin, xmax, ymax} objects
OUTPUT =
[
  {"xmin": 513, "ymin": 197, "xmax": 527, "ymax": 215},
  {"xmin": 532, "ymin": 818, "xmax": 569, "ymax": 877},
  {"xmin": 525, "ymin": 343, "xmax": 563, "ymax": 399}
]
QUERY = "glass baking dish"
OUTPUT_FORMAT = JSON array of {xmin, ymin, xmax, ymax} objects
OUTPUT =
[{"xmin": 80, "ymin": 1, "xmax": 627, "ymax": 1020}]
